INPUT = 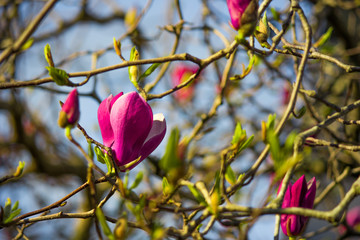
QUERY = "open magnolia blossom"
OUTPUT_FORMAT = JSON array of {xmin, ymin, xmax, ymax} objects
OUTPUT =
[
  {"xmin": 97, "ymin": 91, "xmax": 166, "ymax": 171},
  {"xmin": 278, "ymin": 175, "xmax": 316, "ymax": 237}
]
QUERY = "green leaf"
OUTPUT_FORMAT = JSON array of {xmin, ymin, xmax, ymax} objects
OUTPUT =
[
  {"xmin": 266, "ymin": 114, "xmax": 276, "ymax": 130},
  {"xmin": 2, "ymin": 199, "xmax": 21, "ymax": 224},
  {"xmin": 314, "ymin": 27, "xmax": 333, "ymax": 48},
  {"xmin": 294, "ymin": 106, "xmax": 306, "ymax": 119},
  {"xmin": 267, "ymin": 129, "xmax": 281, "ymax": 164},
  {"xmin": 96, "ymin": 208, "xmax": 115, "ymax": 240},
  {"xmin": 20, "ymin": 38, "xmax": 33, "ymax": 51},
  {"xmin": 237, "ymin": 135, "xmax": 254, "ymax": 154},
  {"xmin": 284, "ymin": 131, "xmax": 298, "ymax": 152},
  {"xmin": 44, "ymin": 44, "xmax": 54, "ymax": 67},
  {"xmin": 139, "ymin": 63, "xmax": 161, "ymax": 81},
  {"xmin": 225, "ymin": 166, "xmax": 237, "ymax": 185},
  {"xmin": 196, "ymin": 224, "xmax": 203, "ymax": 231},
  {"xmin": 159, "ymin": 128, "xmax": 181, "ymax": 171},
  {"xmin": 119, "ymin": 156, "xmax": 141, "ymax": 171},
  {"xmin": 231, "ymin": 122, "xmax": 253, "ymax": 154},
  {"xmin": 270, "ymin": 7, "xmax": 280, "ymax": 21},
  {"xmin": 11, "ymin": 201, "xmax": 19, "ymax": 211},
  {"xmin": 129, "ymin": 171, "xmax": 143, "ymax": 190},
  {"xmin": 104, "ymin": 153, "xmax": 114, "ymax": 174},
  {"xmin": 275, "ymin": 155, "xmax": 302, "ymax": 180},
  {"xmin": 13, "ymin": 161, "xmax": 25, "ymax": 177},
  {"xmin": 94, "ymin": 146, "xmax": 105, "ymax": 164},
  {"xmin": 187, "ymin": 185, "xmax": 206, "ymax": 205},
  {"xmin": 3, "ymin": 198, "xmax": 11, "ymax": 220},
  {"xmin": 133, "ymin": 195, "xmax": 146, "ymax": 218},
  {"xmin": 237, "ymin": 173, "xmax": 245, "ymax": 183},
  {"xmin": 129, "ymin": 46, "xmax": 138, "ymax": 61},
  {"xmin": 231, "ymin": 122, "xmax": 245, "ymax": 145},
  {"xmin": 3, "ymin": 209, "xmax": 21, "ymax": 224},
  {"xmin": 46, "ymin": 66, "xmax": 69, "ymax": 86},
  {"xmin": 162, "ymin": 177, "xmax": 172, "ymax": 196}
]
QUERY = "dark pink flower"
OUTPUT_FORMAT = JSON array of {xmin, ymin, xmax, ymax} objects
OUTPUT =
[
  {"xmin": 172, "ymin": 65, "xmax": 199, "ymax": 103},
  {"xmin": 278, "ymin": 175, "xmax": 316, "ymax": 236},
  {"xmin": 58, "ymin": 88, "xmax": 80, "ymax": 128},
  {"xmin": 347, "ymin": 207, "xmax": 360, "ymax": 229},
  {"xmin": 97, "ymin": 91, "xmax": 166, "ymax": 171},
  {"xmin": 226, "ymin": 0, "xmax": 251, "ymax": 30},
  {"xmin": 339, "ymin": 207, "xmax": 360, "ymax": 234},
  {"xmin": 282, "ymin": 84, "xmax": 291, "ymax": 106}
]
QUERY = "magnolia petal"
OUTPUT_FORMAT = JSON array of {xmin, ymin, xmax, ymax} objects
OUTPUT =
[
  {"xmin": 299, "ymin": 177, "xmax": 317, "ymax": 227},
  {"xmin": 138, "ymin": 113, "xmax": 166, "ymax": 162},
  {"xmin": 119, "ymin": 113, "xmax": 166, "ymax": 171},
  {"xmin": 304, "ymin": 177, "xmax": 316, "ymax": 209},
  {"xmin": 98, "ymin": 94, "xmax": 115, "ymax": 147},
  {"xmin": 98, "ymin": 92, "xmax": 123, "ymax": 147},
  {"xmin": 280, "ymin": 181, "xmax": 292, "ymax": 236},
  {"xmin": 109, "ymin": 92, "xmax": 123, "ymax": 109},
  {"xmin": 226, "ymin": 0, "xmax": 251, "ymax": 30},
  {"xmin": 280, "ymin": 182, "xmax": 292, "ymax": 209},
  {"xmin": 110, "ymin": 92, "xmax": 153, "ymax": 166},
  {"xmin": 290, "ymin": 175, "xmax": 308, "ymax": 210},
  {"xmin": 285, "ymin": 215, "xmax": 302, "ymax": 237}
]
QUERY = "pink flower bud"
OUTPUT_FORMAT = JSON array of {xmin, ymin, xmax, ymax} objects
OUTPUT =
[
  {"xmin": 58, "ymin": 88, "xmax": 80, "ymax": 128},
  {"xmin": 226, "ymin": 0, "xmax": 258, "ymax": 36},
  {"xmin": 278, "ymin": 175, "xmax": 316, "ymax": 236},
  {"xmin": 282, "ymin": 84, "xmax": 291, "ymax": 106},
  {"xmin": 227, "ymin": 0, "xmax": 251, "ymax": 30},
  {"xmin": 172, "ymin": 65, "xmax": 199, "ymax": 103},
  {"xmin": 346, "ymin": 207, "xmax": 360, "ymax": 230},
  {"xmin": 97, "ymin": 92, "xmax": 166, "ymax": 171}
]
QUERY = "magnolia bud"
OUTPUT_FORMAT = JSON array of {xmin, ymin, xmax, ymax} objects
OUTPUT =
[
  {"xmin": 238, "ymin": 0, "xmax": 258, "ymax": 38},
  {"xmin": 227, "ymin": 0, "xmax": 258, "ymax": 38},
  {"xmin": 129, "ymin": 47, "xmax": 140, "ymax": 87},
  {"xmin": 125, "ymin": 7, "xmax": 137, "ymax": 28},
  {"xmin": 58, "ymin": 89, "xmax": 80, "ymax": 128},
  {"xmin": 255, "ymin": 12, "xmax": 270, "ymax": 48},
  {"xmin": 113, "ymin": 37, "xmax": 122, "ymax": 57},
  {"xmin": 114, "ymin": 218, "xmax": 128, "ymax": 240},
  {"xmin": 44, "ymin": 44, "xmax": 54, "ymax": 67}
]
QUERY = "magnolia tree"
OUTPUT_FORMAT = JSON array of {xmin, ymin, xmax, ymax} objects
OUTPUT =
[{"xmin": 1, "ymin": 0, "xmax": 360, "ymax": 239}]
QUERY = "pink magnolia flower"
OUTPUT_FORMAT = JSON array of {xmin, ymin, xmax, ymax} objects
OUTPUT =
[
  {"xmin": 58, "ymin": 88, "xmax": 80, "ymax": 128},
  {"xmin": 282, "ymin": 84, "xmax": 291, "ymax": 106},
  {"xmin": 339, "ymin": 206, "xmax": 360, "ymax": 234},
  {"xmin": 172, "ymin": 65, "xmax": 199, "ymax": 103},
  {"xmin": 97, "ymin": 91, "xmax": 166, "ymax": 171},
  {"xmin": 347, "ymin": 207, "xmax": 360, "ymax": 230},
  {"xmin": 278, "ymin": 175, "xmax": 316, "ymax": 237},
  {"xmin": 227, "ymin": 0, "xmax": 252, "ymax": 30}
]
